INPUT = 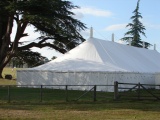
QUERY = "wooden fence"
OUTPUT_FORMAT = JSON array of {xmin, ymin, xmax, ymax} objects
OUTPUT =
[
  {"xmin": 0, "ymin": 85, "xmax": 114, "ymax": 103},
  {"xmin": 1, "ymin": 82, "xmax": 160, "ymax": 103},
  {"xmin": 114, "ymin": 81, "xmax": 160, "ymax": 100}
]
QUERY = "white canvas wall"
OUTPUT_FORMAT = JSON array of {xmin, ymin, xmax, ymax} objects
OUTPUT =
[
  {"xmin": 155, "ymin": 73, "xmax": 160, "ymax": 89},
  {"xmin": 17, "ymin": 70, "xmax": 155, "ymax": 92}
]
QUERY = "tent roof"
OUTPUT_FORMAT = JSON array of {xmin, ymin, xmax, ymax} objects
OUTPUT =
[{"xmin": 32, "ymin": 37, "xmax": 160, "ymax": 73}]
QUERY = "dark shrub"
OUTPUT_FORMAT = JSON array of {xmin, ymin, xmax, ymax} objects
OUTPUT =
[{"xmin": 5, "ymin": 74, "xmax": 12, "ymax": 80}]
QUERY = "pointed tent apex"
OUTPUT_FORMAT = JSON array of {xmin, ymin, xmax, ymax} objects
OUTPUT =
[
  {"xmin": 112, "ymin": 33, "xmax": 114, "ymax": 42},
  {"xmin": 90, "ymin": 27, "xmax": 93, "ymax": 38},
  {"xmin": 129, "ymin": 38, "xmax": 131, "ymax": 46},
  {"xmin": 154, "ymin": 44, "xmax": 156, "ymax": 50},
  {"xmin": 142, "ymin": 41, "xmax": 145, "ymax": 48}
]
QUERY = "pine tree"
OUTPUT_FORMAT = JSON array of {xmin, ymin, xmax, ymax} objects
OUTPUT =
[{"xmin": 121, "ymin": 0, "xmax": 151, "ymax": 48}]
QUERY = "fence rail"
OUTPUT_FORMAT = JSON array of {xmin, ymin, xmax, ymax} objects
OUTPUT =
[
  {"xmin": 114, "ymin": 81, "xmax": 160, "ymax": 100},
  {"xmin": 0, "ymin": 84, "xmax": 114, "ymax": 103},
  {"xmin": 1, "ymin": 82, "xmax": 160, "ymax": 103}
]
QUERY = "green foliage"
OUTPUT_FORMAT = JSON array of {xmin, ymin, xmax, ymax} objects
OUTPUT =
[
  {"xmin": 0, "ymin": 0, "xmax": 86, "ymax": 52},
  {"xmin": 17, "ymin": 50, "xmax": 49, "ymax": 67},
  {"xmin": 121, "ymin": 0, "xmax": 151, "ymax": 48},
  {"xmin": 0, "ymin": 0, "xmax": 86, "ymax": 78},
  {"xmin": 8, "ymin": 50, "xmax": 49, "ymax": 68}
]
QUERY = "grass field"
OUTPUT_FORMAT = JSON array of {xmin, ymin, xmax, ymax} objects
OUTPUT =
[
  {"xmin": 0, "ymin": 100, "xmax": 160, "ymax": 120},
  {"xmin": 0, "ymin": 68, "xmax": 160, "ymax": 120}
]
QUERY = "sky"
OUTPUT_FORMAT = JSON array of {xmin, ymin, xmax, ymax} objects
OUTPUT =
[{"xmin": 20, "ymin": 0, "xmax": 160, "ymax": 59}]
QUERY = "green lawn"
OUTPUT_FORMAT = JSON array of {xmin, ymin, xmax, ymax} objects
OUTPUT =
[
  {"xmin": 0, "ymin": 86, "xmax": 159, "ymax": 120},
  {"xmin": 0, "ymin": 100, "xmax": 160, "ymax": 120},
  {"xmin": 0, "ymin": 68, "xmax": 160, "ymax": 120}
]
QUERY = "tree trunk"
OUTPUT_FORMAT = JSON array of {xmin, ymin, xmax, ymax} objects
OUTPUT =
[
  {"xmin": 0, "ymin": 52, "xmax": 7, "ymax": 78},
  {"xmin": 0, "ymin": 14, "xmax": 15, "ymax": 79},
  {"xmin": 0, "ymin": 54, "xmax": 12, "ymax": 79},
  {"xmin": 0, "ymin": 52, "xmax": 5, "ymax": 78},
  {"xmin": 0, "ymin": 38, "xmax": 11, "ymax": 78},
  {"xmin": 0, "ymin": 67, "xmax": 3, "ymax": 78}
]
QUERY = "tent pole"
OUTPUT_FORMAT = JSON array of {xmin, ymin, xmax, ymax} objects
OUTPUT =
[
  {"xmin": 142, "ymin": 41, "xmax": 145, "ymax": 48},
  {"xmin": 112, "ymin": 33, "xmax": 114, "ymax": 42},
  {"xmin": 90, "ymin": 27, "xmax": 93, "ymax": 38},
  {"xmin": 154, "ymin": 44, "xmax": 156, "ymax": 50},
  {"xmin": 129, "ymin": 38, "xmax": 131, "ymax": 46}
]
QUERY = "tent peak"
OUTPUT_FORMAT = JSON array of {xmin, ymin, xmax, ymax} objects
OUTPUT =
[{"xmin": 90, "ymin": 27, "xmax": 93, "ymax": 38}]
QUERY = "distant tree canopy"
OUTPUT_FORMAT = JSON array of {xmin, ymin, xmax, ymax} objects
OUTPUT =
[
  {"xmin": 121, "ymin": 0, "xmax": 151, "ymax": 48},
  {"xmin": 0, "ymin": 0, "xmax": 86, "ymax": 78},
  {"xmin": 8, "ymin": 50, "xmax": 49, "ymax": 68}
]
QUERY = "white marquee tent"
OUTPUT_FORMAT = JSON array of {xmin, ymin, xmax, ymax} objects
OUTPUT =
[{"xmin": 17, "ymin": 37, "xmax": 160, "ymax": 91}]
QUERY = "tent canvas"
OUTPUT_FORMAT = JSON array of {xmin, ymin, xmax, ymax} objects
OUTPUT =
[
  {"xmin": 29, "ymin": 37, "xmax": 160, "ymax": 72},
  {"xmin": 17, "ymin": 37, "xmax": 160, "ymax": 91}
]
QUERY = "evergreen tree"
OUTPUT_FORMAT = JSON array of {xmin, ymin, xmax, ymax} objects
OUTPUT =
[
  {"xmin": 121, "ymin": 0, "xmax": 151, "ymax": 48},
  {"xmin": 0, "ymin": 0, "xmax": 86, "ymax": 78}
]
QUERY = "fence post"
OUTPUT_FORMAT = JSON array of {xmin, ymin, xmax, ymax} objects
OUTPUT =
[
  {"xmin": 8, "ymin": 86, "xmax": 10, "ymax": 103},
  {"xmin": 40, "ymin": 85, "xmax": 43, "ymax": 102},
  {"xmin": 65, "ymin": 85, "xmax": 68, "ymax": 102},
  {"xmin": 93, "ymin": 85, "xmax": 97, "ymax": 102},
  {"xmin": 138, "ymin": 82, "xmax": 140, "ymax": 100},
  {"xmin": 114, "ymin": 81, "xmax": 118, "ymax": 100}
]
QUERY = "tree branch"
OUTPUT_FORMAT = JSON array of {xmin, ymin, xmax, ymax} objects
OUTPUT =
[
  {"xmin": 12, "ymin": 20, "xmax": 28, "ymax": 51},
  {"xmin": 38, "ymin": 37, "xmax": 54, "ymax": 44},
  {"xmin": 18, "ymin": 42, "xmax": 67, "ymax": 54}
]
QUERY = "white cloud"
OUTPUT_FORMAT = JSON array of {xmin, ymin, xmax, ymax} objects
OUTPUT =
[
  {"xmin": 73, "ymin": 7, "xmax": 112, "ymax": 17},
  {"xmin": 31, "ymin": 47, "xmax": 62, "ymax": 60},
  {"xmin": 105, "ymin": 24, "xmax": 127, "ymax": 31}
]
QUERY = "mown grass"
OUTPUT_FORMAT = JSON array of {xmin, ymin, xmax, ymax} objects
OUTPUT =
[
  {"xmin": 0, "ymin": 86, "xmax": 160, "ymax": 120},
  {"xmin": 0, "ymin": 68, "xmax": 160, "ymax": 120},
  {"xmin": 0, "ymin": 100, "xmax": 160, "ymax": 120}
]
